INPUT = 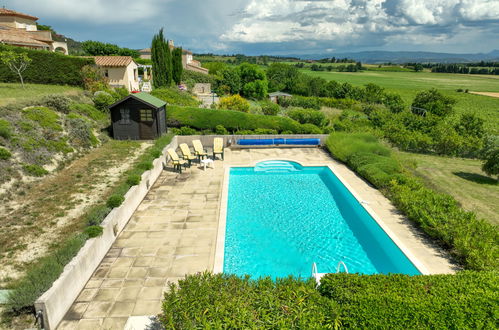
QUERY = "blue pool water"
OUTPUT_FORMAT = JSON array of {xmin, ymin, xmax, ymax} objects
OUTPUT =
[{"xmin": 223, "ymin": 160, "xmax": 421, "ymax": 278}]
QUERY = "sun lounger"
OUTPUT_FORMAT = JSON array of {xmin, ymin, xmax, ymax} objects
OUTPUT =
[
  {"xmin": 213, "ymin": 137, "xmax": 224, "ymax": 160},
  {"xmin": 192, "ymin": 140, "xmax": 208, "ymax": 161},
  {"xmin": 179, "ymin": 143, "xmax": 196, "ymax": 167},
  {"xmin": 167, "ymin": 148, "xmax": 187, "ymax": 173}
]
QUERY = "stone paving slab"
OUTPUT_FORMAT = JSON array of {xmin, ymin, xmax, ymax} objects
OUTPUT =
[{"xmin": 60, "ymin": 147, "xmax": 456, "ymax": 329}]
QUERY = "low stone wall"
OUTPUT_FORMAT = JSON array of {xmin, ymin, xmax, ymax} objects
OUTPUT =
[
  {"xmin": 34, "ymin": 137, "xmax": 179, "ymax": 330},
  {"xmin": 176, "ymin": 134, "xmax": 329, "ymax": 149}
]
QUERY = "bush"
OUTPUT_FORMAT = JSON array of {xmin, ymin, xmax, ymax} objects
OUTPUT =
[
  {"xmin": 137, "ymin": 160, "xmax": 153, "ymax": 170},
  {"xmin": 218, "ymin": 94, "xmax": 250, "ymax": 112},
  {"xmin": 215, "ymin": 124, "xmax": 228, "ymax": 135},
  {"xmin": 22, "ymin": 106, "xmax": 62, "ymax": 131},
  {"xmin": 171, "ymin": 126, "xmax": 198, "ymax": 136},
  {"xmin": 0, "ymin": 147, "xmax": 11, "ymax": 160},
  {"xmin": 84, "ymin": 225, "xmax": 103, "ymax": 238},
  {"xmin": 151, "ymin": 87, "xmax": 200, "ymax": 107},
  {"xmin": 167, "ymin": 105, "xmax": 302, "ymax": 133},
  {"xmin": 260, "ymin": 100, "xmax": 280, "ymax": 116},
  {"xmin": 23, "ymin": 164, "xmax": 48, "ymax": 177},
  {"xmin": 412, "ymin": 89, "xmax": 456, "ymax": 117},
  {"xmin": 85, "ymin": 204, "xmax": 111, "ymax": 226},
  {"xmin": 69, "ymin": 103, "xmax": 107, "ymax": 122},
  {"xmin": 254, "ymin": 128, "xmax": 278, "ymax": 134},
  {"xmin": 66, "ymin": 113, "xmax": 98, "ymax": 147},
  {"xmin": 0, "ymin": 44, "xmax": 93, "ymax": 86},
  {"xmin": 319, "ymin": 272, "xmax": 497, "ymax": 329},
  {"xmin": 280, "ymin": 96, "xmax": 321, "ymax": 110},
  {"xmin": 326, "ymin": 132, "xmax": 499, "ymax": 271},
  {"xmin": 42, "ymin": 94, "xmax": 72, "ymax": 113},
  {"xmin": 0, "ymin": 119, "xmax": 11, "ymax": 139},
  {"xmin": 160, "ymin": 273, "xmax": 337, "ymax": 329},
  {"xmin": 92, "ymin": 91, "xmax": 115, "ymax": 111},
  {"xmin": 300, "ymin": 123, "xmax": 323, "ymax": 134},
  {"xmin": 106, "ymin": 194, "xmax": 125, "ymax": 208},
  {"xmin": 482, "ymin": 148, "xmax": 499, "ymax": 178},
  {"xmin": 287, "ymin": 108, "xmax": 327, "ymax": 126},
  {"xmin": 126, "ymin": 174, "xmax": 141, "ymax": 186}
]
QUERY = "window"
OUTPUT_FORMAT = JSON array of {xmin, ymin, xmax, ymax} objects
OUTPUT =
[
  {"xmin": 120, "ymin": 108, "xmax": 130, "ymax": 124},
  {"xmin": 104, "ymin": 69, "xmax": 109, "ymax": 78},
  {"xmin": 140, "ymin": 109, "xmax": 153, "ymax": 122}
]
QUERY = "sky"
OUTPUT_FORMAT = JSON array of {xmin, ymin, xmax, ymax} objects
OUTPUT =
[{"xmin": 4, "ymin": 0, "xmax": 499, "ymax": 56}]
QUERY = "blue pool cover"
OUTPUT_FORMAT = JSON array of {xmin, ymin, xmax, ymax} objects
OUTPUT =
[{"xmin": 237, "ymin": 138, "xmax": 320, "ymax": 146}]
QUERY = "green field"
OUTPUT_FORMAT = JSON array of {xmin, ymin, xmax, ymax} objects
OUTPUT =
[
  {"xmin": 302, "ymin": 70, "xmax": 499, "ymax": 133},
  {"xmin": 398, "ymin": 152, "xmax": 499, "ymax": 226},
  {"xmin": 0, "ymin": 83, "xmax": 82, "ymax": 106}
]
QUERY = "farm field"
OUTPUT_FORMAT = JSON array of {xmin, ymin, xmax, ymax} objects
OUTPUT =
[
  {"xmin": 0, "ymin": 83, "xmax": 82, "ymax": 106},
  {"xmin": 398, "ymin": 152, "xmax": 499, "ymax": 226},
  {"xmin": 302, "ymin": 70, "xmax": 499, "ymax": 133}
]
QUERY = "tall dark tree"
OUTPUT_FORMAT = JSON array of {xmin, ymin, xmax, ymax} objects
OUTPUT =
[
  {"xmin": 172, "ymin": 47, "xmax": 183, "ymax": 85},
  {"xmin": 151, "ymin": 29, "xmax": 168, "ymax": 88},
  {"xmin": 165, "ymin": 40, "xmax": 173, "ymax": 86}
]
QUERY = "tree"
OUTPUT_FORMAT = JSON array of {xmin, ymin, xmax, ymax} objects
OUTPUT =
[
  {"xmin": 82, "ymin": 40, "xmax": 139, "ymax": 57},
  {"xmin": 217, "ymin": 67, "xmax": 241, "ymax": 95},
  {"xmin": 414, "ymin": 63, "xmax": 424, "ymax": 72},
  {"xmin": 151, "ymin": 29, "xmax": 168, "ymax": 88},
  {"xmin": 412, "ymin": 89, "xmax": 456, "ymax": 117},
  {"xmin": 218, "ymin": 94, "xmax": 250, "ymax": 112},
  {"xmin": 455, "ymin": 113, "xmax": 485, "ymax": 138},
  {"xmin": 482, "ymin": 148, "xmax": 499, "ymax": 179},
  {"xmin": 172, "ymin": 47, "xmax": 183, "ymax": 85},
  {"xmin": 266, "ymin": 63, "xmax": 299, "ymax": 92},
  {"xmin": 0, "ymin": 51, "xmax": 31, "ymax": 88},
  {"xmin": 165, "ymin": 40, "xmax": 173, "ymax": 86}
]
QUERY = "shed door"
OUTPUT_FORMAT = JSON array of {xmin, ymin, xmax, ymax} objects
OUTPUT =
[{"xmin": 139, "ymin": 109, "xmax": 155, "ymax": 139}]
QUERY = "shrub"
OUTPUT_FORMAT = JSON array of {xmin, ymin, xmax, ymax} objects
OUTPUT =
[
  {"xmin": 280, "ymin": 96, "xmax": 321, "ymax": 110},
  {"xmin": 254, "ymin": 128, "xmax": 278, "ymax": 134},
  {"xmin": 218, "ymin": 94, "xmax": 250, "ymax": 112},
  {"xmin": 106, "ymin": 194, "xmax": 125, "ymax": 208},
  {"xmin": 151, "ymin": 87, "xmax": 200, "ymax": 107},
  {"xmin": 167, "ymin": 105, "xmax": 302, "ymax": 133},
  {"xmin": 22, "ymin": 106, "xmax": 62, "ymax": 131},
  {"xmin": 287, "ymin": 108, "xmax": 327, "ymax": 127},
  {"xmin": 84, "ymin": 225, "xmax": 103, "ymax": 238},
  {"xmin": 482, "ymin": 148, "xmax": 499, "ymax": 178},
  {"xmin": 85, "ymin": 204, "xmax": 111, "ymax": 226},
  {"xmin": 137, "ymin": 160, "xmax": 153, "ymax": 170},
  {"xmin": 259, "ymin": 100, "xmax": 280, "ymax": 116},
  {"xmin": 326, "ymin": 132, "xmax": 499, "ymax": 271},
  {"xmin": 92, "ymin": 91, "xmax": 115, "ymax": 111},
  {"xmin": 159, "ymin": 273, "xmax": 337, "ymax": 329},
  {"xmin": 42, "ymin": 94, "xmax": 72, "ymax": 113},
  {"xmin": 412, "ymin": 89, "xmax": 456, "ymax": 117},
  {"xmin": 0, "ymin": 44, "xmax": 94, "ymax": 86},
  {"xmin": 0, "ymin": 118, "xmax": 12, "ymax": 139},
  {"xmin": 172, "ymin": 126, "xmax": 197, "ymax": 136},
  {"xmin": 126, "ymin": 174, "xmax": 141, "ymax": 186},
  {"xmin": 0, "ymin": 147, "xmax": 11, "ymax": 160},
  {"xmin": 66, "ymin": 113, "xmax": 98, "ymax": 147},
  {"xmin": 69, "ymin": 103, "xmax": 107, "ymax": 122},
  {"xmin": 215, "ymin": 124, "xmax": 228, "ymax": 135},
  {"xmin": 300, "ymin": 123, "xmax": 323, "ymax": 134},
  {"xmin": 319, "ymin": 272, "xmax": 497, "ymax": 329},
  {"xmin": 23, "ymin": 164, "xmax": 48, "ymax": 177}
]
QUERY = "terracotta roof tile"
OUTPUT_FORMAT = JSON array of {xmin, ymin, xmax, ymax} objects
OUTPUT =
[
  {"xmin": 0, "ymin": 8, "xmax": 38, "ymax": 21},
  {"xmin": 0, "ymin": 27, "xmax": 49, "ymax": 47},
  {"xmin": 93, "ymin": 56, "xmax": 135, "ymax": 67}
]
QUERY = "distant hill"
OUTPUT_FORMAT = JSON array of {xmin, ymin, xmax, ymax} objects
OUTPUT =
[{"xmin": 295, "ymin": 50, "xmax": 499, "ymax": 64}]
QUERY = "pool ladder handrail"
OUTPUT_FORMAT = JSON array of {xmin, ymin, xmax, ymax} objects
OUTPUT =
[{"xmin": 312, "ymin": 261, "xmax": 349, "ymax": 286}]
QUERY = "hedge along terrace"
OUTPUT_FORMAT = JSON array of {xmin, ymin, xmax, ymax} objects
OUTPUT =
[
  {"xmin": 159, "ymin": 272, "xmax": 497, "ymax": 329},
  {"xmin": 326, "ymin": 132, "xmax": 498, "ymax": 271},
  {"xmin": 4, "ymin": 134, "xmax": 173, "ymax": 314},
  {"xmin": 166, "ymin": 105, "xmax": 323, "ymax": 134},
  {"xmin": 0, "ymin": 44, "xmax": 93, "ymax": 86}
]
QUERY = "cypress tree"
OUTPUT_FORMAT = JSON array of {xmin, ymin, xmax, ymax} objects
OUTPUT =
[
  {"xmin": 151, "ymin": 29, "xmax": 167, "ymax": 88},
  {"xmin": 172, "ymin": 47, "xmax": 183, "ymax": 85},
  {"xmin": 165, "ymin": 40, "xmax": 173, "ymax": 86}
]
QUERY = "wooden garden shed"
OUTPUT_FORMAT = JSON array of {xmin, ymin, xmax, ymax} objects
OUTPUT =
[{"xmin": 109, "ymin": 92, "xmax": 167, "ymax": 140}]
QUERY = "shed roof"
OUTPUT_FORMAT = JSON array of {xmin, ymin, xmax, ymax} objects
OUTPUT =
[
  {"xmin": 108, "ymin": 92, "xmax": 166, "ymax": 109},
  {"xmin": 269, "ymin": 91, "xmax": 292, "ymax": 97}
]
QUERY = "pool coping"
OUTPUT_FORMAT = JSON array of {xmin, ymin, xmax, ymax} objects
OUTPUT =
[{"xmin": 213, "ymin": 158, "xmax": 430, "ymax": 276}]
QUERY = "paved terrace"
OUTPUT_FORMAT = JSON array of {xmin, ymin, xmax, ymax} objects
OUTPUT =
[{"xmin": 58, "ymin": 147, "xmax": 457, "ymax": 329}]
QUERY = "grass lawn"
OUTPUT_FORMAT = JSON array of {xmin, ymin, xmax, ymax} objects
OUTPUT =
[
  {"xmin": 398, "ymin": 152, "xmax": 499, "ymax": 226},
  {"xmin": 0, "ymin": 83, "xmax": 82, "ymax": 106},
  {"xmin": 302, "ymin": 70, "xmax": 499, "ymax": 134}
]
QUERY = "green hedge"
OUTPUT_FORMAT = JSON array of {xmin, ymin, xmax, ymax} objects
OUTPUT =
[
  {"xmin": 326, "ymin": 132, "xmax": 499, "ymax": 271},
  {"xmin": 167, "ymin": 105, "xmax": 312, "ymax": 133},
  {"xmin": 319, "ymin": 272, "xmax": 498, "ymax": 329},
  {"xmin": 0, "ymin": 44, "xmax": 93, "ymax": 86},
  {"xmin": 150, "ymin": 88, "xmax": 200, "ymax": 107},
  {"xmin": 160, "ymin": 272, "xmax": 337, "ymax": 329}
]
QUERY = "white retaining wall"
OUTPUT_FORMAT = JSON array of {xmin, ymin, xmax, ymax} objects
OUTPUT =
[{"xmin": 34, "ymin": 137, "xmax": 178, "ymax": 330}]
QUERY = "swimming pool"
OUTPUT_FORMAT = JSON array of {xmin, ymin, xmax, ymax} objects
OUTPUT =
[{"xmin": 218, "ymin": 160, "xmax": 422, "ymax": 278}]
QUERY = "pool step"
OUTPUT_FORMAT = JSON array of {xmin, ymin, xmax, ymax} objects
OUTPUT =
[{"xmin": 254, "ymin": 160, "xmax": 301, "ymax": 173}]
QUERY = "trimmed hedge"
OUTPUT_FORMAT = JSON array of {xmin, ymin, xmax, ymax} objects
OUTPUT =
[
  {"xmin": 0, "ymin": 44, "xmax": 93, "ymax": 86},
  {"xmin": 160, "ymin": 272, "xmax": 337, "ymax": 329},
  {"xmin": 319, "ymin": 272, "xmax": 498, "ymax": 329},
  {"xmin": 150, "ymin": 88, "xmax": 200, "ymax": 107},
  {"xmin": 167, "ymin": 105, "xmax": 313, "ymax": 133},
  {"xmin": 326, "ymin": 132, "xmax": 499, "ymax": 271}
]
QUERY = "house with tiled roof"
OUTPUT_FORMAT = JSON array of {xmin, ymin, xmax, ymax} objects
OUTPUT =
[
  {"xmin": 0, "ymin": 7, "xmax": 68, "ymax": 54},
  {"xmin": 139, "ymin": 40, "xmax": 208, "ymax": 75},
  {"xmin": 92, "ymin": 56, "xmax": 140, "ymax": 92}
]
